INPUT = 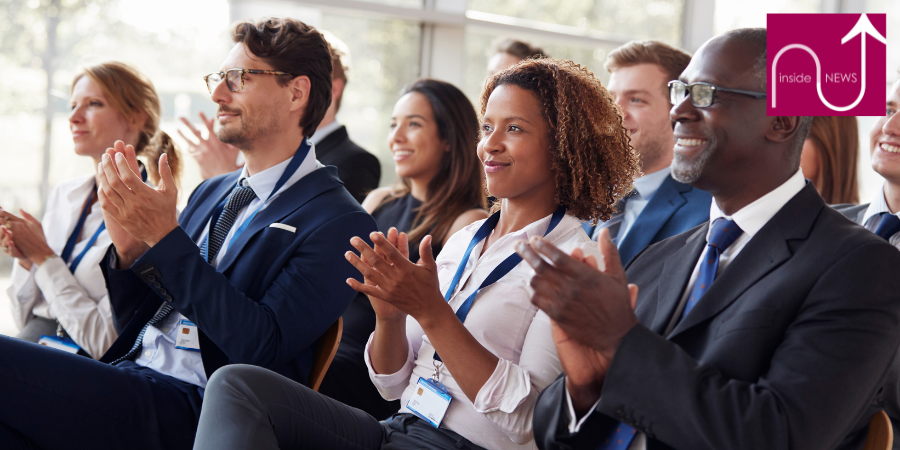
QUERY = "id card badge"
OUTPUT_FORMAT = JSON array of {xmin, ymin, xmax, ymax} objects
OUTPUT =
[
  {"xmin": 175, "ymin": 319, "xmax": 201, "ymax": 351},
  {"xmin": 407, "ymin": 360, "xmax": 452, "ymax": 428},
  {"xmin": 38, "ymin": 335, "xmax": 80, "ymax": 354}
]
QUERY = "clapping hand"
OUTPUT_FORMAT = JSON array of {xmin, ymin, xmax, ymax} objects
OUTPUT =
[
  {"xmin": 516, "ymin": 229, "xmax": 639, "ymax": 412},
  {"xmin": 0, "ymin": 207, "xmax": 53, "ymax": 269},
  {"xmin": 179, "ymin": 112, "xmax": 241, "ymax": 180},
  {"xmin": 345, "ymin": 230, "xmax": 447, "ymax": 323},
  {"xmin": 97, "ymin": 141, "xmax": 178, "ymax": 267}
]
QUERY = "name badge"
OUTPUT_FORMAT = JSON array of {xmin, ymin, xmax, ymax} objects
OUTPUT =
[
  {"xmin": 175, "ymin": 319, "xmax": 201, "ymax": 351},
  {"xmin": 38, "ymin": 335, "xmax": 80, "ymax": 354},
  {"xmin": 407, "ymin": 377, "xmax": 452, "ymax": 428}
]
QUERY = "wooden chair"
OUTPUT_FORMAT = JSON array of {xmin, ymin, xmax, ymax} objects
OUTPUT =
[
  {"xmin": 308, "ymin": 317, "xmax": 343, "ymax": 392},
  {"xmin": 863, "ymin": 410, "xmax": 893, "ymax": 450}
]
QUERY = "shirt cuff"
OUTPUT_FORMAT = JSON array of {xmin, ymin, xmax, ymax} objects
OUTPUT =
[
  {"xmin": 565, "ymin": 382, "xmax": 602, "ymax": 434},
  {"xmin": 473, "ymin": 358, "xmax": 530, "ymax": 413}
]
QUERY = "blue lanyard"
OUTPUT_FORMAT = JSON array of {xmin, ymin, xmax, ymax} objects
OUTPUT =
[
  {"xmin": 60, "ymin": 182, "xmax": 106, "ymax": 274},
  {"xmin": 202, "ymin": 140, "xmax": 311, "ymax": 261},
  {"xmin": 434, "ymin": 205, "xmax": 566, "ymax": 362}
]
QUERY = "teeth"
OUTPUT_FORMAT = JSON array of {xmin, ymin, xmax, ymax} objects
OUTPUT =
[
  {"xmin": 882, "ymin": 143, "xmax": 900, "ymax": 153},
  {"xmin": 677, "ymin": 138, "xmax": 707, "ymax": 147},
  {"xmin": 393, "ymin": 151, "xmax": 412, "ymax": 156}
]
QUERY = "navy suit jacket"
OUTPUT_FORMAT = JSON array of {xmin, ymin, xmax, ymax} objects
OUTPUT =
[
  {"xmin": 616, "ymin": 174, "xmax": 711, "ymax": 265},
  {"xmin": 535, "ymin": 184, "xmax": 900, "ymax": 450},
  {"xmin": 99, "ymin": 166, "xmax": 377, "ymax": 386}
]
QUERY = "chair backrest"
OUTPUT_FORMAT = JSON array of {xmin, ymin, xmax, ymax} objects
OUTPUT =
[
  {"xmin": 308, "ymin": 317, "xmax": 343, "ymax": 392},
  {"xmin": 863, "ymin": 410, "xmax": 893, "ymax": 450}
]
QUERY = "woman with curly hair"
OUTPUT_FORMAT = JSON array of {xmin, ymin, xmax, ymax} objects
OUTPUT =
[{"xmin": 191, "ymin": 59, "xmax": 639, "ymax": 450}]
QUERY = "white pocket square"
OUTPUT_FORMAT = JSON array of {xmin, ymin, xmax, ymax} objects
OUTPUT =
[{"xmin": 269, "ymin": 223, "xmax": 296, "ymax": 233}]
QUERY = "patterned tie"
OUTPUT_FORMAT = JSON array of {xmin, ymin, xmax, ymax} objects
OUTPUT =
[
  {"xmin": 874, "ymin": 213, "xmax": 900, "ymax": 241},
  {"xmin": 681, "ymin": 218, "xmax": 743, "ymax": 319},
  {"xmin": 110, "ymin": 182, "xmax": 257, "ymax": 365},
  {"xmin": 595, "ymin": 218, "xmax": 742, "ymax": 450},
  {"xmin": 200, "ymin": 182, "xmax": 258, "ymax": 263}
]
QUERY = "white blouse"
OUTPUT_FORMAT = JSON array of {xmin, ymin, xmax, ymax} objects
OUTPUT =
[
  {"xmin": 7, "ymin": 174, "xmax": 117, "ymax": 358},
  {"xmin": 365, "ymin": 211, "xmax": 601, "ymax": 450}
]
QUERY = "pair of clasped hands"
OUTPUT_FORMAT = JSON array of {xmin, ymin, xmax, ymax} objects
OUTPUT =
[
  {"xmin": 0, "ymin": 206, "xmax": 55, "ymax": 271},
  {"xmin": 344, "ymin": 225, "xmax": 641, "ymax": 413},
  {"xmin": 95, "ymin": 141, "xmax": 180, "ymax": 269}
]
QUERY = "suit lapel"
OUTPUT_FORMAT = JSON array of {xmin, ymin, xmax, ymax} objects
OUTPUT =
[
  {"xmin": 649, "ymin": 225, "xmax": 706, "ymax": 334},
  {"xmin": 216, "ymin": 167, "xmax": 343, "ymax": 272},
  {"xmin": 667, "ymin": 184, "xmax": 823, "ymax": 340},
  {"xmin": 618, "ymin": 175, "xmax": 688, "ymax": 263},
  {"xmin": 183, "ymin": 173, "xmax": 239, "ymax": 242}
]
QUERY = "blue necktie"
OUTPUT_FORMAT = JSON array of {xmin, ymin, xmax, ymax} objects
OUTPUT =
[
  {"xmin": 111, "ymin": 183, "xmax": 257, "ymax": 365},
  {"xmin": 588, "ymin": 194, "xmax": 633, "ymax": 242},
  {"xmin": 595, "ymin": 218, "xmax": 742, "ymax": 450},
  {"xmin": 681, "ymin": 218, "xmax": 743, "ymax": 319},
  {"xmin": 874, "ymin": 213, "xmax": 900, "ymax": 241}
]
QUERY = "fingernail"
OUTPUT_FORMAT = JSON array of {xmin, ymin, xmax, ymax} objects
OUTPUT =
[
  {"xmin": 515, "ymin": 242, "xmax": 526, "ymax": 252},
  {"xmin": 344, "ymin": 251, "xmax": 352, "ymax": 259},
  {"xmin": 115, "ymin": 153, "xmax": 124, "ymax": 161},
  {"xmin": 102, "ymin": 154, "xmax": 109, "ymax": 162}
]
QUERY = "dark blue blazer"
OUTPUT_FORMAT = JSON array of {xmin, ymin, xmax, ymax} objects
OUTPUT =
[
  {"xmin": 616, "ymin": 174, "xmax": 711, "ymax": 264},
  {"xmin": 99, "ymin": 166, "xmax": 377, "ymax": 386}
]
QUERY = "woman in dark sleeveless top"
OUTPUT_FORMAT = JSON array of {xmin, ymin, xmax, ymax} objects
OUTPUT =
[{"xmin": 318, "ymin": 79, "xmax": 487, "ymax": 418}]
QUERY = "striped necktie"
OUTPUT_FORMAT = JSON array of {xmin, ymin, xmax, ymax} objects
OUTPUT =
[
  {"xmin": 111, "ymin": 182, "xmax": 257, "ymax": 365},
  {"xmin": 590, "ymin": 192, "xmax": 634, "ymax": 243}
]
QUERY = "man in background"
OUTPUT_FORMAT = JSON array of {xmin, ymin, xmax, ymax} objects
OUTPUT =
[{"xmin": 584, "ymin": 40, "xmax": 711, "ymax": 264}]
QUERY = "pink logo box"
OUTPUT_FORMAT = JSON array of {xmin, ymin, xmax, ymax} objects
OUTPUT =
[{"xmin": 767, "ymin": 13, "xmax": 886, "ymax": 116}]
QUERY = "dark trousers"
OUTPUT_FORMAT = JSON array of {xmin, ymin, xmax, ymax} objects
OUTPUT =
[
  {"xmin": 193, "ymin": 364, "xmax": 486, "ymax": 450},
  {"xmin": 0, "ymin": 335, "xmax": 204, "ymax": 450}
]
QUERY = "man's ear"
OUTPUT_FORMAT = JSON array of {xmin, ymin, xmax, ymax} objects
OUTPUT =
[
  {"xmin": 289, "ymin": 75, "xmax": 312, "ymax": 113},
  {"xmin": 766, "ymin": 115, "xmax": 802, "ymax": 144},
  {"xmin": 331, "ymin": 78, "xmax": 344, "ymax": 102}
]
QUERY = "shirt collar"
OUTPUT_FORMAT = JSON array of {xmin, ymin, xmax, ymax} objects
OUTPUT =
[
  {"xmin": 237, "ymin": 141, "xmax": 316, "ymax": 202},
  {"xmin": 863, "ymin": 183, "xmax": 896, "ymax": 223},
  {"xmin": 309, "ymin": 120, "xmax": 342, "ymax": 144},
  {"xmin": 708, "ymin": 169, "xmax": 806, "ymax": 240},
  {"xmin": 632, "ymin": 166, "xmax": 671, "ymax": 200}
]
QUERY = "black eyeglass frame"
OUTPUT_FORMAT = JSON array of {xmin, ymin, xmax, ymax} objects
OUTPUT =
[
  {"xmin": 203, "ymin": 68, "xmax": 296, "ymax": 93},
  {"xmin": 668, "ymin": 80, "xmax": 767, "ymax": 108}
]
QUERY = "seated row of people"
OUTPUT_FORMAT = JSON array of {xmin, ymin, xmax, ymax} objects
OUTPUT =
[{"xmin": 0, "ymin": 16, "xmax": 898, "ymax": 450}]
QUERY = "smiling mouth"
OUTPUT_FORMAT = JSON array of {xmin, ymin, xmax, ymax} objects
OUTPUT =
[
  {"xmin": 393, "ymin": 150, "xmax": 413, "ymax": 161},
  {"xmin": 676, "ymin": 138, "xmax": 707, "ymax": 147},
  {"xmin": 881, "ymin": 143, "xmax": 900, "ymax": 154},
  {"xmin": 484, "ymin": 161, "xmax": 511, "ymax": 173}
]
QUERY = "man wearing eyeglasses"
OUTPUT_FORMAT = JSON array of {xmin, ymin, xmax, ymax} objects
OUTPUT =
[
  {"xmin": 521, "ymin": 28, "xmax": 900, "ymax": 450},
  {"xmin": 0, "ymin": 17, "xmax": 376, "ymax": 450}
]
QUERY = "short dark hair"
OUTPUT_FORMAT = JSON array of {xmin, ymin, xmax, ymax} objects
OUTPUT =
[
  {"xmin": 491, "ymin": 37, "xmax": 547, "ymax": 60},
  {"xmin": 328, "ymin": 41, "xmax": 349, "ymax": 112},
  {"xmin": 232, "ymin": 17, "xmax": 333, "ymax": 138}
]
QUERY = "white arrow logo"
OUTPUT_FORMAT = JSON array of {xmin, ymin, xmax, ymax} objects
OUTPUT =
[{"xmin": 771, "ymin": 14, "xmax": 886, "ymax": 111}]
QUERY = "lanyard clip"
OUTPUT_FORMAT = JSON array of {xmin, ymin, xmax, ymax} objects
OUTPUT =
[{"xmin": 431, "ymin": 359, "xmax": 443, "ymax": 384}]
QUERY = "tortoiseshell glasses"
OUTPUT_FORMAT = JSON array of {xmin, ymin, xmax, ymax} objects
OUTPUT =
[{"xmin": 203, "ymin": 69, "xmax": 296, "ymax": 93}]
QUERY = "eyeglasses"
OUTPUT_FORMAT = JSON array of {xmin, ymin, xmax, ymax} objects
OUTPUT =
[
  {"xmin": 668, "ymin": 80, "xmax": 767, "ymax": 108},
  {"xmin": 203, "ymin": 68, "xmax": 296, "ymax": 93}
]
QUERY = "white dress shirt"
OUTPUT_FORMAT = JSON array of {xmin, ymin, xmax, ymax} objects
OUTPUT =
[
  {"xmin": 565, "ymin": 169, "xmax": 807, "ymax": 450},
  {"xmin": 618, "ymin": 166, "xmax": 672, "ymax": 241},
  {"xmin": 364, "ymin": 212, "xmax": 598, "ymax": 450},
  {"xmin": 134, "ymin": 144, "xmax": 321, "ymax": 388},
  {"xmin": 861, "ymin": 184, "xmax": 900, "ymax": 248},
  {"xmin": 7, "ymin": 174, "xmax": 117, "ymax": 359}
]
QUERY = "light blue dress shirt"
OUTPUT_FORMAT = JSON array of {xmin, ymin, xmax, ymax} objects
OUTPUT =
[
  {"xmin": 133, "ymin": 145, "xmax": 321, "ymax": 388},
  {"xmin": 617, "ymin": 166, "xmax": 672, "ymax": 242}
]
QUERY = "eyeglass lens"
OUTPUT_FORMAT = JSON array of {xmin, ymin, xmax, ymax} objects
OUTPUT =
[
  {"xmin": 670, "ymin": 82, "xmax": 714, "ymax": 107},
  {"xmin": 206, "ymin": 70, "xmax": 243, "ymax": 93}
]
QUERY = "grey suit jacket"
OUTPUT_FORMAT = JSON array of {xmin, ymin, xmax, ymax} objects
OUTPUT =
[{"xmin": 534, "ymin": 185, "xmax": 900, "ymax": 450}]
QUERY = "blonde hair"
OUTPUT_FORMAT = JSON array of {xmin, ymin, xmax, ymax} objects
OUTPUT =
[{"xmin": 72, "ymin": 61, "xmax": 181, "ymax": 186}]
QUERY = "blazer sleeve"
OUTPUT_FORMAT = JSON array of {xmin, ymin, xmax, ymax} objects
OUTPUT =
[
  {"xmin": 336, "ymin": 152, "xmax": 381, "ymax": 203},
  {"xmin": 534, "ymin": 375, "xmax": 618, "ymax": 450},
  {"xmin": 594, "ymin": 242, "xmax": 900, "ymax": 450},
  {"xmin": 119, "ymin": 209, "xmax": 375, "ymax": 369}
]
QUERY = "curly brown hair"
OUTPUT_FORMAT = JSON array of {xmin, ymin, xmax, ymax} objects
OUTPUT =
[{"xmin": 480, "ymin": 58, "xmax": 640, "ymax": 223}]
